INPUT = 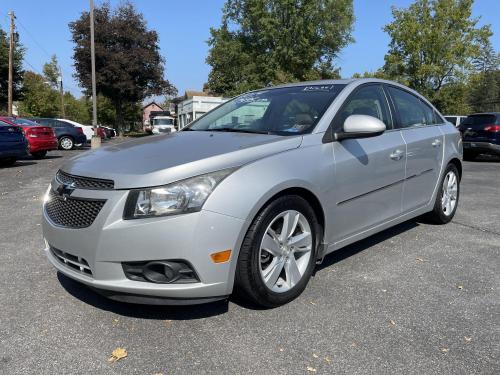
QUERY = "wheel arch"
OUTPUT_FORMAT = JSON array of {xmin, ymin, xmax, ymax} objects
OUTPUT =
[{"xmin": 448, "ymin": 157, "xmax": 462, "ymax": 181}]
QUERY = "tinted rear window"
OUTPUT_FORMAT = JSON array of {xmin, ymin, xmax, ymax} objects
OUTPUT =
[
  {"xmin": 11, "ymin": 118, "xmax": 41, "ymax": 126},
  {"xmin": 462, "ymin": 115, "xmax": 497, "ymax": 126}
]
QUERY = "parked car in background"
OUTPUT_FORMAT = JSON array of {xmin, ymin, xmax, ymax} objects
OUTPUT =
[
  {"xmin": 103, "ymin": 126, "xmax": 117, "ymax": 138},
  {"xmin": 42, "ymin": 79, "xmax": 462, "ymax": 307},
  {"xmin": 55, "ymin": 119, "xmax": 105, "ymax": 141},
  {"xmin": 0, "ymin": 117, "xmax": 58, "ymax": 159},
  {"xmin": 444, "ymin": 115, "xmax": 467, "ymax": 127},
  {"xmin": 458, "ymin": 112, "xmax": 500, "ymax": 160},
  {"xmin": 0, "ymin": 120, "xmax": 28, "ymax": 166},
  {"xmin": 28, "ymin": 118, "xmax": 87, "ymax": 150}
]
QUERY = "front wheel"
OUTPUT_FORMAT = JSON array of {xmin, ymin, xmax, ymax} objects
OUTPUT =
[
  {"xmin": 59, "ymin": 136, "xmax": 74, "ymax": 150},
  {"xmin": 425, "ymin": 164, "xmax": 460, "ymax": 224},
  {"xmin": 235, "ymin": 195, "xmax": 319, "ymax": 307}
]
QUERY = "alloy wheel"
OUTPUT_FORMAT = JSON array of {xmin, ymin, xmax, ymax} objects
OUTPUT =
[
  {"xmin": 441, "ymin": 171, "xmax": 458, "ymax": 216},
  {"xmin": 259, "ymin": 210, "xmax": 313, "ymax": 293}
]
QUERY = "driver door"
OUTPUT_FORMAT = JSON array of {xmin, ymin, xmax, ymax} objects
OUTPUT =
[{"xmin": 329, "ymin": 84, "xmax": 406, "ymax": 242}]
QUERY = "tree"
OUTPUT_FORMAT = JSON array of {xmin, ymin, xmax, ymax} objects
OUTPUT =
[
  {"xmin": 17, "ymin": 71, "xmax": 59, "ymax": 117},
  {"xmin": 69, "ymin": 2, "xmax": 176, "ymax": 134},
  {"xmin": 43, "ymin": 55, "xmax": 60, "ymax": 89},
  {"xmin": 0, "ymin": 26, "xmax": 24, "ymax": 110},
  {"xmin": 206, "ymin": 0, "xmax": 354, "ymax": 96},
  {"xmin": 382, "ymin": 0, "xmax": 492, "ymax": 102},
  {"xmin": 467, "ymin": 69, "xmax": 500, "ymax": 112}
]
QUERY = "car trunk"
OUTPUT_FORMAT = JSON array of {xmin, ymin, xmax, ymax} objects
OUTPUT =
[
  {"xmin": 460, "ymin": 114, "xmax": 499, "ymax": 142},
  {"xmin": 25, "ymin": 126, "xmax": 56, "ymax": 139},
  {"xmin": 0, "ymin": 124, "xmax": 24, "ymax": 142}
]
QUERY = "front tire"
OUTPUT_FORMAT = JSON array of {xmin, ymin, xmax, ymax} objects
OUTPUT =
[
  {"xmin": 426, "ymin": 164, "xmax": 460, "ymax": 224},
  {"xmin": 59, "ymin": 136, "xmax": 74, "ymax": 150},
  {"xmin": 235, "ymin": 195, "xmax": 319, "ymax": 308}
]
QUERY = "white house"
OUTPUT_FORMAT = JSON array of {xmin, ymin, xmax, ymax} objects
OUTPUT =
[{"xmin": 177, "ymin": 92, "xmax": 228, "ymax": 129}]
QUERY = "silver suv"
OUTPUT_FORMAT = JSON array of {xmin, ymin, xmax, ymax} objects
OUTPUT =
[{"xmin": 42, "ymin": 79, "xmax": 462, "ymax": 307}]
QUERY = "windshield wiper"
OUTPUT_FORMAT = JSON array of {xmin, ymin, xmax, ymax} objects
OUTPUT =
[{"xmin": 206, "ymin": 127, "xmax": 271, "ymax": 134}]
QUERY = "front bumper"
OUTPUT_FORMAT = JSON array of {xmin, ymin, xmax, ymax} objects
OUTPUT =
[
  {"xmin": 463, "ymin": 141, "xmax": 500, "ymax": 155},
  {"xmin": 42, "ymin": 182, "xmax": 247, "ymax": 303}
]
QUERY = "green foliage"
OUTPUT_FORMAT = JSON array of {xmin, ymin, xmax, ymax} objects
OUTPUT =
[
  {"xmin": 467, "ymin": 70, "xmax": 500, "ymax": 112},
  {"xmin": 18, "ymin": 71, "xmax": 59, "ymax": 117},
  {"xmin": 69, "ymin": 1, "xmax": 176, "ymax": 134},
  {"xmin": 382, "ymin": 0, "xmax": 492, "ymax": 101},
  {"xmin": 43, "ymin": 55, "xmax": 60, "ymax": 89},
  {"xmin": 0, "ymin": 26, "xmax": 24, "ymax": 109},
  {"xmin": 206, "ymin": 0, "xmax": 355, "ymax": 96}
]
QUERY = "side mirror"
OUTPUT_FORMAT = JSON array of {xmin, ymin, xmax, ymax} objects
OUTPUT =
[{"xmin": 335, "ymin": 114, "xmax": 386, "ymax": 141}]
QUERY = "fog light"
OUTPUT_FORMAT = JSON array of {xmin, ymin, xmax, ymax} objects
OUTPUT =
[
  {"xmin": 122, "ymin": 260, "xmax": 199, "ymax": 284},
  {"xmin": 210, "ymin": 250, "xmax": 232, "ymax": 263}
]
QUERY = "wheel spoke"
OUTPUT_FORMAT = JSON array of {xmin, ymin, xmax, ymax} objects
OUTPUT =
[
  {"xmin": 261, "ymin": 231, "xmax": 281, "ymax": 256},
  {"xmin": 264, "ymin": 260, "xmax": 284, "ymax": 288},
  {"xmin": 288, "ymin": 232, "xmax": 311, "ymax": 250},
  {"xmin": 280, "ymin": 211, "xmax": 299, "ymax": 242},
  {"xmin": 284, "ymin": 256, "xmax": 302, "ymax": 287}
]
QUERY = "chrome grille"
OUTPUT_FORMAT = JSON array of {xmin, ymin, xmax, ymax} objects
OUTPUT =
[
  {"xmin": 50, "ymin": 247, "xmax": 93, "ymax": 276},
  {"xmin": 56, "ymin": 170, "xmax": 114, "ymax": 190},
  {"xmin": 45, "ymin": 189, "xmax": 106, "ymax": 228}
]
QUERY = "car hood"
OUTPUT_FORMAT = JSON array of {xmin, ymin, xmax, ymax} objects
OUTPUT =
[{"xmin": 61, "ymin": 131, "xmax": 302, "ymax": 189}]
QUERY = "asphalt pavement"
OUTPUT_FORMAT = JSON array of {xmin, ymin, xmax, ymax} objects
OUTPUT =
[{"xmin": 0, "ymin": 143, "xmax": 498, "ymax": 374}]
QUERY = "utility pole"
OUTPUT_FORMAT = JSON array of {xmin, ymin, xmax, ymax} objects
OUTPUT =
[
  {"xmin": 7, "ymin": 11, "xmax": 15, "ymax": 116},
  {"xmin": 59, "ymin": 67, "xmax": 65, "ymax": 118},
  {"xmin": 89, "ymin": 0, "xmax": 101, "ymax": 148}
]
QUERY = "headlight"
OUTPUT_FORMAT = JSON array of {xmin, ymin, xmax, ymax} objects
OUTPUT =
[{"xmin": 123, "ymin": 168, "xmax": 236, "ymax": 219}]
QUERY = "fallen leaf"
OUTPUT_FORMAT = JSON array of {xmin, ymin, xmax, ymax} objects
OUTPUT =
[
  {"xmin": 307, "ymin": 366, "xmax": 317, "ymax": 373},
  {"xmin": 112, "ymin": 318, "xmax": 119, "ymax": 324},
  {"xmin": 381, "ymin": 289, "xmax": 387, "ymax": 293},
  {"xmin": 325, "ymin": 356, "xmax": 332, "ymax": 363},
  {"xmin": 312, "ymin": 353, "xmax": 319, "ymax": 358},
  {"xmin": 310, "ymin": 301, "xmax": 316, "ymax": 306},
  {"xmin": 464, "ymin": 336, "xmax": 472, "ymax": 342},
  {"xmin": 441, "ymin": 348, "xmax": 449, "ymax": 353},
  {"xmin": 279, "ymin": 348, "xmax": 284, "ymax": 352},
  {"xmin": 416, "ymin": 257, "xmax": 424, "ymax": 262},
  {"xmin": 164, "ymin": 319, "xmax": 173, "ymax": 325},
  {"xmin": 108, "ymin": 347, "xmax": 127, "ymax": 363},
  {"xmin": 351, "ymin": 342, "xmax": 358, "ymax": 347},
  {"xmin": 457, "ymin": 285, "xmax": 463, "ymax": 290},
  {"xmin": 389, "ymin": 320, "xmax": 396, "ymax": 326}
]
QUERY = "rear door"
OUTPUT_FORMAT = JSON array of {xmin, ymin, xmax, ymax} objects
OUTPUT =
[
  {"xmin": 330, "ymin": 84, "xmax": 406, "ymax": 241},
  {"xmin": 386, "ymin": 85, "xmax": 444, "ymax": 212}
]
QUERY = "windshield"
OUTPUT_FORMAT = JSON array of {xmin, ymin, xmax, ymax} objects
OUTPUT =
[
  {"xmin": 152, "ymin": 118, "xmax": 174, "ymax": 126},
  {"xmin": 187, "ymin": 84, "xmax": 345, "ymax": 135}
]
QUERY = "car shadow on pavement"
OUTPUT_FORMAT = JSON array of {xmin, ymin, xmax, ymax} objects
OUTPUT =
[
  {"xmin": 0, "ymin": 161, "xmax": 37, "ymax": 168},
  {"xmin": 57, "ymin": 272, "xmax": 229, "ymax": 320},
  {"xmin": 316, "ymin": 219, "xmax": 419, "ymax": 272}
]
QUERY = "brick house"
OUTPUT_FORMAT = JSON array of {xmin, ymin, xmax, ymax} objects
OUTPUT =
[{"xmin": 142, "ymin": 101, "xmax": 164, "ymax": 125}]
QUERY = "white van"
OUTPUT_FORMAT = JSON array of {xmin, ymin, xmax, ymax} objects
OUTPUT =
[{"xmin": 151, "ymin": 116, "xmax": 176, "ymax": 134}]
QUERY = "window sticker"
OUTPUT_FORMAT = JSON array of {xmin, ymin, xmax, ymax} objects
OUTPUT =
[{"xmin": 302, "ymin": 85, "xmax": 337, "ymax": 92}]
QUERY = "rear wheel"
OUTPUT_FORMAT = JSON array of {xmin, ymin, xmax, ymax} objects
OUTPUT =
[
  {"xmin": 425, "ymin": 164, "xmax": 460, "ymax": 224},
  {"xmin": 59, "ymin": 136, "xmax": 74, "ymax": 150},
  {"xmin": 463, "ymin": 150, "xmax": 478, "ymax": 161},
  {"xmin": 0, "ymin": 157, "xmax": 16, "ymax": 166},
  {"xmin": 235, "ymin": 195, "xmax": 319, "ymax": 307},
  {"xmin": 31, "ymin": 150, "xmax": 47, "ymax": 159}
]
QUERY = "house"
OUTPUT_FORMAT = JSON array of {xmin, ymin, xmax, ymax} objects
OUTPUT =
[
  {"xmin": 142, "ymin": 101, "xmax": 164, "ymax": 125},
  {"xmin": 175, "ymin": 91, "xmax": 228, "ymax": 129}
]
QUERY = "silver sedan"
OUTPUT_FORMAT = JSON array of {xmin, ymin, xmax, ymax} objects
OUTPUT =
[{"xmin": 42, "ymin": 79, "xmax": 462, "ymax": 307}]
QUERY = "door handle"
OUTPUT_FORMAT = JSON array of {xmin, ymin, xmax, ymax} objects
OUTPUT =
[
  {"xmin": 390, "ymin": 149, "xmax": 404, "ymax": 161},
  {"xmin": 432, "ymin": 139, "xmax": 441, "ymax": 147}
]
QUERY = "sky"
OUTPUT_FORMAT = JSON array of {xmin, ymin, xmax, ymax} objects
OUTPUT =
[{"xmin": 2, "ymin": 0, "xmax": 499, "ymax": 99}]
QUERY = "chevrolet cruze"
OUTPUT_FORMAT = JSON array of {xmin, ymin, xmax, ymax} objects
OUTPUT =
[{"xmin": 42, "ymin": 79, "xmax": 462, "ymax": 307}]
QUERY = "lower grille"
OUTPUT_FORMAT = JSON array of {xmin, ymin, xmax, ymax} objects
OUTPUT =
[
  {"xmin": 45, "ymin": 189, "xmax": 106, "ymax": 228},
  {"xmin": 50, "ymin": 247, "xmax": 93, "ymax": 277}
]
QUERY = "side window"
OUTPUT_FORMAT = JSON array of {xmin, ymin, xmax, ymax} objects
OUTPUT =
[
  {"xmin": 388, "ymin": 87, "xmax": 437, "ymax": 128},
  {"xmin": 337, "ymin": 85, "xmax": 392, "ymax": 128}
]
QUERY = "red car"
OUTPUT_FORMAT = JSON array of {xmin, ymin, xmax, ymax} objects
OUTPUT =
[{"xmin": 0, "ymin": 117, "xmax": 58, "ymax": 159}]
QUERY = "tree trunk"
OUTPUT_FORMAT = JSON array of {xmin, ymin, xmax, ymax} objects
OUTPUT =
[{"xmin": 115, "ymin": 100, "xmax": 124, "ymax": 136}]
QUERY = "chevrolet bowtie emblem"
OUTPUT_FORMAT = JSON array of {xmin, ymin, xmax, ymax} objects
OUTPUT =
[{"xmin": 56, "ymin": 182, "xmax": 76, "ymax": 201}]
